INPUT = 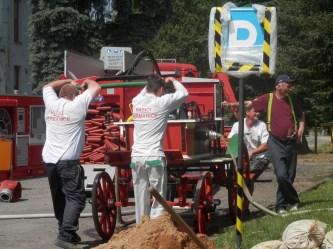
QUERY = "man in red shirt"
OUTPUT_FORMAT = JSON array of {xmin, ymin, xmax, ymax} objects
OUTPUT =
[{"xmin": 247, "ymin": 74, "xmax": 305, "ymax": 214}]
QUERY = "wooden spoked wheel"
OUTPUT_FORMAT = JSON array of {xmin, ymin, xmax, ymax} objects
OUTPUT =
[
  {"xmin": 193, "ymin": 172, "xmax": 213, "ymax": 234},
  {"xmin": 92, "ymin": 172, "xmax": 117, "ymax": 241}
]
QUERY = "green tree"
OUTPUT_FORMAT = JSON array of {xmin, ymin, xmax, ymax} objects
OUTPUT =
[
  {"xmin": 274, "ymin": 0, "xmax": 333, "ymax": 126},
  {"xmin": 149, "ymin": 0, "xmax": 222, "ymax": 76},
  {"xmin": 29, "ymin": 6, "xmax": 102, "ymax": 91},
  {"xmin": 28, "ymin": 0, "xmax": 333, "ymax": 127},
  {"xmin": 29, "ymin": 0, "xmax": 170, "ymax": 89},
  {"xmin": 101, "ymin": 0, "xmax": 171, "ymax": 53}
]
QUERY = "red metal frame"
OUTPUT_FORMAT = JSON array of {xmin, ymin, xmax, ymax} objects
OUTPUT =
[
  {"xmin": 158, "ymin": 63, "xmax": 199, "ymax": 77},
  {"xmin": 82, "ymin": 62, "xmax": 253, "ymax": 240}
]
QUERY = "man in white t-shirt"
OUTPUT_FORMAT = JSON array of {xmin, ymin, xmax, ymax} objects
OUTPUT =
[
  {"xmin": 228, "ymin": 105, "xmax": 270, "ymax": 175},
  {"xmin": 42, "ymin": 78, "xmax": 100, "ymax": 249},
  {"xmin": 131, "ymin": 74, "xmax": 188, "ymax": 224}
]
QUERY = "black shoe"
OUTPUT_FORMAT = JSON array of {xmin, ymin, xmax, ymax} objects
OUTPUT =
[
  {"xmin": 54, "ymin": 238, "xmax": 83, "ymax": 249},
  {"xmin": 71, "ymin": 233, "xmax": 82, "ymax": 243},
  {"xmin": 57, "ymin": 233, "xmax": 81, "ymax": 244}
]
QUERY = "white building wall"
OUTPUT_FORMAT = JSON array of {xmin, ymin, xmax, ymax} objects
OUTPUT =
[{"xmin": 0, "ymin": 0, "xmax": 31, "ymax": 95}]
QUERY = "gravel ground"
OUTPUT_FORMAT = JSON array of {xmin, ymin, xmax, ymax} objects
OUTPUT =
[{"xmin": 0, "ymin": 153, "xmax": 332, "ymax": 249}]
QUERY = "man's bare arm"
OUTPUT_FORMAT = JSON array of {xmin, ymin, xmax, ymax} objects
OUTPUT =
[
  {"xmin": 43, "ymin": 79, "xmax": 74, "ymax": 91},
  {"xmin": 82, "ymin": 79, "xmax": 101, "ymax": 98},
  {"xmin": 222, "ymin": 100, "xmax": 253, "ymax": 107},
  {"xmin": 297, "ymin": 112, "xmax": 305, "ymax": 143}
]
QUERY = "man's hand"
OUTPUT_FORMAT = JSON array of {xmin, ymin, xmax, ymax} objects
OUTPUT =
[
  {"xmin": 220, "ymin": 136, "xmax": 228, "ymax": 148},
  {"xmin": 81, "ymin": 81, "xmax": 88, "ymax": 91},
  {"xmin": 81, "ymin": 79, "xmax": 97, "ymax": 90},
  {"xmin": 69, "ymin": 80, "xmax": 79, "ymax": 89},
  {"xmin": 43, "ymin": 79, "xmax": 72, "ymax": 90},
  {"xmin": 82, "ymin": 79, "xmax": 101, "ymax": 98},
  {"xmin": 221, "ymin": 101, "xmax": 252, "ymax": 108},
  {"xmin": 245, "ymin": 100, "xmax": 253, "ymax": 107},
  {"xmin": 297, "ymin": 113, "xmax": 305, "ymax": 143},
  {"xmin": 164, "ymin": 77, "xmax": 175, "ymax": 84},
  {"xmin": 297, "ymin": 125, "xmax": 304, "ymax": 143},
  {"xmin": 163, "ymin": 77, "xmax": 176, "ymax": 93},
  {"xmin": 248, "ymin": 149, "xmax": 254, "ymax": 160}
]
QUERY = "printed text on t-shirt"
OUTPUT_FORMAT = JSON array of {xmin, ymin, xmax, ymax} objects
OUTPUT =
[
  {"xmin": 133, "ymin": 107, "xmax": 157, "ymax": 119},
  {"xmin": 46, "ymin": 110, "xmax": 70, "ymax": 122}
]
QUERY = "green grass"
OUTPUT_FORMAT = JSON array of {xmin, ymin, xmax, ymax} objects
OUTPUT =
[
  {"xmin": 318, "ymin": 143, "xmax": 333, "ymax": 153},
  {"xmin": 213, "ymin": 180, "xmax": 333, "ymax": 249}
]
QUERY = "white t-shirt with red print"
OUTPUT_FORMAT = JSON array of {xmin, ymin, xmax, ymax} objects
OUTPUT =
[
  {"xmin": 42, "ymin": 86, "xmax": 92, "ymax": 164},
  {"xmin": 131, "ymin": 80, "xmax": 188, "ymax": 158}
]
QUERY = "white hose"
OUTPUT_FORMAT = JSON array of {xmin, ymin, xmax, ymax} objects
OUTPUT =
[
  {"xmin": 0, "ymin": 209, "xmax": 135, "ymax": 220},
  {"xmin": 0, "ymin": 212, "xmax": 93, "ymax": 220},
  {"xmin": 280, "ymin": 208, "xmax": 333, "ymax": 217},
  {"xmin": 230, "ymin": 155, "xmax": 333, "ymax": 217},
  {"xmin": 229, "ymin": 155, "xmax": 279, "ymax": 216}
]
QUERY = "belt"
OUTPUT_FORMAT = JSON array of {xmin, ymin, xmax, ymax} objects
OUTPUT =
[
  {"xmin": 57, "ymin": 159, "xmax": 80, "ymax": 165},
  {"xmin": 270, "ymin": 134, "xmax": 296, "ymax": 143}
]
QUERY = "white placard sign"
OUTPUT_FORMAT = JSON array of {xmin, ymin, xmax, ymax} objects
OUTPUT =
[
  {"xmin": 100, "ymin": 47, "xmax": 132, "ymax": 71},
  {"xmin": 208, "ymin": 3, "xmax": 277, "ymax": 78}
]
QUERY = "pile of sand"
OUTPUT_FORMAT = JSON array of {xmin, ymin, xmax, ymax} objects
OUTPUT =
[{"xmin": 94, "ymin": 214, "xmax": 216, "ymax": 249}]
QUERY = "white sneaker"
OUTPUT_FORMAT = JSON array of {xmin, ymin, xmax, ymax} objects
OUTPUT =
[
  {"xmin": 289, "ymin": 203, "xmax": 299, "ymax": 212},
  {"xmin": 277, "ymin": 208, "xmax": 288, "ymax": 215}
]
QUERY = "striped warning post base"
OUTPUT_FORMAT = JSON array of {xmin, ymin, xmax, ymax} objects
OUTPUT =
[{"xmin": 236, "ymin": 170, "xmax": 245, "ymax": 248}]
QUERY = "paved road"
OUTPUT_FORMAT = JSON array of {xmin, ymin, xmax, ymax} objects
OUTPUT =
[
  {"xmin": 1, "ymin": 152, "xmax": 332, "ymax": 249},
  {"xmin": 0, "ymin": 177, "xmax": 103, "ymax": 249}
]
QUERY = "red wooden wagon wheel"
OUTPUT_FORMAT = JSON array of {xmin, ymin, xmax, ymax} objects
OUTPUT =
[
  {"xmin": 193, "ymin": 172, "xmax": 213, "ymax": 234},
  {"xmin": 92, "ymin": 172, "xmax": 117, "ymax": 240}
]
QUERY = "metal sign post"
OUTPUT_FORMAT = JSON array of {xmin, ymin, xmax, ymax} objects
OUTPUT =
[
  {"xmin": 208, "ymin": 2, "xmax": 277, "ymax": 248},
  {"xmin": 236, "ymin": 78, "xmax": 244, "ymax": 249}
]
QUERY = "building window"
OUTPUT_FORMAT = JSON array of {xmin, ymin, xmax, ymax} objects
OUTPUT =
[
  {"xmin": 14, "ymin": 0, "xmax": 20, "ymax": 43},
  {"xmin": 30, "ymin": 106, "xmax": 46, "ymax": 144},
  {"xmin": 14, "ymin": 65, "xmax": 20, "ymax": 90}
]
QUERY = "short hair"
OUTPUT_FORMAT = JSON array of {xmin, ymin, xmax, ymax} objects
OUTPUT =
[
  {"xmin": 245, "ymin": 104, "xmax": 254, "ymax": 113},
  {"xmin": 59, "ymin": 83, "xmax": 78, "ymax": 99},
  {"xmin": 146, "ymin": 74, "xmax": 165, "ymax": 94}
]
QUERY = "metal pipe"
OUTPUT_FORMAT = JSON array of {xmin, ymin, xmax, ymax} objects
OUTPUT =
[
  {"xmin": 207, "ymin": 130, "xmax": 222, "ymax": 140},
  {"xmin": 236, "ymin": 77, "xmax": 245, "ymax": 249},
  {"xmin": 97, "ymin": 76, "xmax": 149, "ymax": 81},
  {"xmin": 100, "ymin": 81, "xmax": 147, "ymax": 89},
  {"xmin": 96, "ymin": 73, "xmax": 179, "ymax": 82}
]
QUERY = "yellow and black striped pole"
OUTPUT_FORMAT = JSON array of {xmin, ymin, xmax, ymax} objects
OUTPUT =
[
  {"xmin": 213, "ymin": 7, "xmax": 223, "ymax": 72},
  {"xmin": 262, "ymin": 7, "xmax": 273, "ymax": 74},
  {"xmin": 236, "ymin": 78, "xmax": 245, "ymax": 249},
  {"xmin": 236, "ymin": 167, "xmax": 245, "ymax": 248}
]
